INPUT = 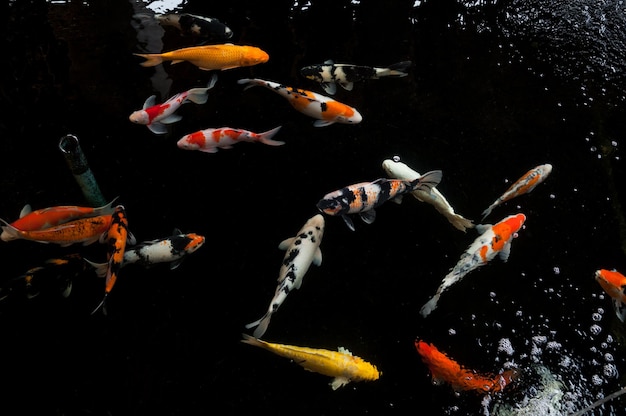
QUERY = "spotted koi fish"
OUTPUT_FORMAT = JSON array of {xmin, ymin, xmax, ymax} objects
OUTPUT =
[
  {"xmin": 91, "ymin": 205, "xmax": 135, "ymax": 315},
  {"xmin": 0, "ymin": 214, "xmax": 114, "ymax": 247},
  {"xmin": 155, "ymin": 13, "xmax": 233, "ymax": 39},
  {"xmin": 481, "ymin": 164, "xmax": 552, "ymax": 220},
  {"xmin": 129, "ymin": 74, "xmax": 217, "ymax": 134},
  {"xmin": 245, "ymin": 214, "xmax": 324, "ymax": 338},
  {"xmin": 300, "ymin": 60, "xmax": 412, "ymax": 95},
  {"xmin": 237, "ymin": 78, "xmax": 362, "ymax": 127},
  {"xmin": 382, "ymin": 157, "xmax": 474, "ymax": 232},
  {"xmin": 316, "ymin": 170, "xmax": 443, "ymax": 231},
  {"xmin": 177, "ymin": 126, "xmax": 284, "ymax": 154},
  {"xmin": 134, "ymin": 43, "xmax": 269, "ymax": 71},
  {"xmin": 415, "ymin": 339, "xmax": 517, "ymax": 393},
  {"xmin": 87, "ymin": 229, "xmax": 205, "ymax": 276},
  {"xmin": 0, "ymin": 197, "xmax": 118, "ymax": 241},
  {"xmin": 241, "ymin": 334, "xmax": 380, "ymax": 390},
  {"xmin": 594, "ymin": 269, "xmax": 626, "ymax": 322},
  {"xmin": 420, "ymin": 213, "xmax": 526, "ymax": 317}
]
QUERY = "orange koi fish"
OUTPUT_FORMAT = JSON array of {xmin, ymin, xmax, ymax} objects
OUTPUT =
[
  {"xmin": 415, "ymin": 339, "xmax": 517, "ymax": 393},
  {"xmin": 481, "ymin": 163, "xmax": 552, "ymax": 220},
  {"xmin": 241, "ymin": 334, "xmax": 380, "ymax": 390},
  {"xmin": 177, "ymin": 126, "xmax": 284, "ymax": 154},
  {"xmin": 594, "ymin": 269, "xmax": 626, "ymax": 322},
  {"xmin": 134, "ymin": 43, "xmax": 269, "ymax": 71},
  {"xmin": 237, "ymin": 78, "xmax": 362, "ymax": 127},
  {"xmin": 420, "ymin": 213, "xmax": 526, "ymax": 317},
  {"xmin": 0, "ymin": 197, "xmax": 118, "ymax": 241},
  {"xmin": 0, "ymin": 214, "xmax": 113, "ymax": 247},
  {"xmin": 91, "ymin": 205, "xmax": 135, "ymax": 314}
]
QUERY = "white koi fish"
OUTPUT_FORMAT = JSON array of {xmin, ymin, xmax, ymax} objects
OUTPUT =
[
  {"xmin": 481, "ymin": 164, "xmax": 552, "ymax": 220},
  {"xmin": 420, "ymin": 213, "xmax": 526, "ymax": 317},
  {"xmin": 245, "ymin": 214, "xmax": 324, "ymax": 338},
  {"xmin": 300, "ymin": 60, "xmax": 412, "ymax": 95},
  {"xmin": 129, "ymin": 74, "xmax": 217, "ymax": 134},
  {"xmin": 237, "ymin": 78, "xmax": 362, "ymax": 127},
  {"xmin": 177, "ymin": 126, "xmax": 284, "ymax": 153},
  {"xmin": 382, "ymin": 157, "xmax": 474, "ymax": 232}
]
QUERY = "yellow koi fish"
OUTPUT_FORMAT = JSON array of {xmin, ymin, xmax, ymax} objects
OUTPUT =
[{"xmin": 241, "ymin": 334, "xmax": 380, "ymax": 390}]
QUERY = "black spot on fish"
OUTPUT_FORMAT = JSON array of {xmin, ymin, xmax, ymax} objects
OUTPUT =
[
  {"xmin": 320, "ymin": 102, "xmax": 328, "ymax": 112},
  {"xmin": 283, "ymin": 248, "xmax": 299, "ymax": 266}
]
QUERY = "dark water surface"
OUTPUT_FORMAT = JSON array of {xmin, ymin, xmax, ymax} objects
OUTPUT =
[{"xmin": 2, "ymin": 0, "xmax": 626, "ymax": 415}]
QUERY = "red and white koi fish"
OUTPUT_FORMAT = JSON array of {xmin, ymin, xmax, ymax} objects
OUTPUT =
[
  {"xmin": 481, "ymin": 164, "xmax": 552, "ymax": 220},
  {"xmin": 316, "ymin": 170, "xmax": 443, "ymax": 231},
  {"xmin": 245, "ymin": 214, "xmax": 324, "ymax": 338},
  {"xmin": 92, "ymin": 205, "xmax": 135, "ymax": 315},
  {"xmin": 177, "ymin": 126, "xmax": 283, "ymax": 154},
  {"xmin": 300, "ymin": 60, "xmax": 412, "ymax": 95},
  {"xmin": 241, "ymin": 334, "xmax": 380, "ymax": 390},
  {"xmin": 1, "ymin": 197, "xmax": 118, "ymax": 241},
  {"xmin": 129, "ymin": 74, "xmax": 217, "ymax": 134},
  {"xmin": 594, "ymin": 269, "xmax": 626, "ymax": 322},
  {"xmin": 0, "ymin": 214, "xmax": 114, "ymax": 247},
  {"xmin": 237, "ymin": 78, "xmax": 362, "ymax": 127},
  {"xmin": 415, "ymin": 339, "xmax": 517, "ymax": 393},
  {"xmin": 87, "ymin": 229, "xmax": 205, "ymax": 276},
  {"xmin": 420, "ymin": 213, "xmax": 526, "ymax": 317},
  {"xmin": 382, "ymin": 157, "xmax": 474, "ymax": 232}
]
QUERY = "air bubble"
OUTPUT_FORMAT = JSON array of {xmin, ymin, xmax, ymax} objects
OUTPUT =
[{"xmin": 590, "ymin": 324, "xmax": 602, "ymax": 335}]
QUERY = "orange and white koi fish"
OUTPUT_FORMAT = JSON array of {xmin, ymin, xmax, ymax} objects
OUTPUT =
[
  {"xmin": 420, "ymin": 213, "xmax": 526, "ymax": 317},
  {"xmin": 241, "ymin": 334, "xmax": 380, "ymax": 390},
  {"xmin": 237, "ymin": 78, "xmax": 362, "ymax": 127},
  {"xmin": 0, "ymin": 214, "xmax": 114, "ymax": 247},
  {"xmin": 134, "ymin": 43, "xmax": 269, "ymax": 71},
  {"xmin": 382, "ymin": 157, "xmax": 474, "ymax": 232},
  {"xmin": 415, "ymin": 339, "xmax": 517, "ymax": 393},
  {"xmin": 129, "ymin": 74, "xmax": 217, "ymax": 134},
  {"xmin": 177, "ymin": 126, "xmax": 284, "ymax": 154},
  {"xmin": 1, "ymin": 197, "xmax": 118, "ymax": 241},
  {"xmin": 316, "ymin": 170, "xmax": 442, "ymax": 231},
  {"xmin": 594, "ymin": 269, "xmax": 626, "ymax": 322},
  {"xmin": 481, "ymin": 164, "xmax": 552, "ymax": 220},
  {"xmin": 91, "ymin": 205, "xmax": 135, "ymax": 315},
  {"xmin": 245, "ymin": 214, "xmax": 324, "ymax": 338}
]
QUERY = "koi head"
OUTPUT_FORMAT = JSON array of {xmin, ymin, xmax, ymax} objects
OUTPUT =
[
  {"xmin": 595, "ymin": 269, "xmax": 626, "ymax": 299},
  {"xmin": 183, "ymin": 233, "xmax": 205, "ymax": 254},
  {"xmin": 240, "ymin": 46, "xmax": 269, "ymax": 66},
  {"xmin": 316, "ymin": 193, "xmax": 348, "ymax": 216},
  {"xmin": 129, "ymin": 110, "xmax": 150, "ymax": 125},
  {"xmin": 324, "ymin": 100, "xmax": 362, "ymax": 124},
  {"xmin": 177, "ymin": 132, "xmax": 205, "ymax": 151}
]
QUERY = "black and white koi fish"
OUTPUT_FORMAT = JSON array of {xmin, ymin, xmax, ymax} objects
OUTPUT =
[
  {"xmin": 245, "ymin": 214, "xmax": 324, "ymax": 338},
  {"xmin": 155, "ymin": 13, "xmax": 233, "ymax": 39},
  {"xmin": 316, "ymin": 171, "xmax": 443, "ymax": 231},
  {"xmin": 300, "ymin": 60, "xmax": 412, "ymax": 95}
]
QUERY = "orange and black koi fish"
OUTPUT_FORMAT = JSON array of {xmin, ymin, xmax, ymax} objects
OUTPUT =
[
  {"xmin": 595, "ymin": 268, "xmax": 626, "ymax": 322},
  {"xmin": 316, "ymin": 170, "xmax": 442, "ymax": 231},
  {"xmin": 415, "ymin": 339, "xmax": 517, "ymax": 393},
  {"xmin": 91, "ymin": 205, "xmax": 135, "ymax": 315}
]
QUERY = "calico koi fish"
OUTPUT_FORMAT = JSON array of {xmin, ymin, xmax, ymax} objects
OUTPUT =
[
  {"xmin": 134, "ymin": 43, "xmax": 269, "ymax": 71},
  {"xmin": 155, "ymin": 13, "xmax": 233, "ymax": 39},
  {"xmin": 481, "ymin": 164, "xmax": 552, "ymax": 220},
  {"xmin": 316, "ymin": 170, "xmax": 443, "ymax": 231},
  {"xmin": 87, "ymin": 229, "xmax": 205, "ymax": 276},
  {"xmin": 241, "ymin": 334, "xmax": 380, "ymax": 390},
  {"xmin": 245, "ymin": 214, "xmax": 324, "ymax": 338},
  {"xmin": 129, "ymin": 74, "xmax": 217, "ymax": 134},
  {"xmin": 177, "ymin": 126, "xmax": 284, "ymax": 154},
  {"xmin": 1, "ymin": 197, "xmax": 118, "ymax": 241},
  {"xmin": 237, "ymin": 78, "xmax": 362, "ymax": 127},
  {"xmin": 91, "ymin": 205, "xmax": 135, "ymax": 315},
  {"xmin": 415, "ymin": 339, "xmax": 517, "ymax": 393},
  {"xmin": 594, "ymin": 269, "xmax": 626, "ymax": 322},
  {"xmin": 420, "ymin": 213, "xmax": 526, "ymax": 317},
  {"xmin": 300, "ymin": 60, "xmax": 412, "ymax": 95},
  {"xmin": 382, "ymin": 157, "xmax": 474, "ymax": 232},
  {"xmin": 0, "ymin": 214, "xmax": 113, "ymax": 246}
]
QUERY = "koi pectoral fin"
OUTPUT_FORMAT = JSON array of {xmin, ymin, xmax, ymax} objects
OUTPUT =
[
  {"xmin": 330, "ymin": 376, "xmax": 350, "ymax": 390},
  {"xmin": 420, "ymin": 293, "xmax": 441, "ymax": 318}
]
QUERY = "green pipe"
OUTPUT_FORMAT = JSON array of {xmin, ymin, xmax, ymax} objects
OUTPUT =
[{"xmin": 58, "ymin": 134, "xmax": 106, "ymax": 207}]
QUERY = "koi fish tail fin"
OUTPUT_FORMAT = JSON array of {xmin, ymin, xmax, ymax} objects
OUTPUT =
[
  {"xmin": 447, "ymin": 214, "xmax": 475, "ymax": 233},
  {"xmin": 84, "ymin": 258, "xmax": 108, "ymax": 278},
  {"xmin": 258, "ymin": 126, "xmax": 285, "ymax": 147},
  {"xmin": 90, "ymin": 294, "xmax": 108, "ymax": 315},
  {"xmin": 236, "ymin": 78, "xmax": 258, "ymax": 91},
  {"xmin": 134, "ymin": 53, "xmax": 163, "ymax": 67},
  {"xmin": 481, "ymin": 205, "xmax": 495, "ymax": 221},
  {"xmin": 0, "ymin": 219, "xmax": 21, "ymax": 242},
  {"xmin": 187, "ymin": 74, "xmax": 218, "ymax": 104},
  {"xmin": 377, "ymin": 61, "xmax": 412, "ymax": 78},
  {"xmin": 411, "ymin": 170, "xmax": 443, "ymax": 193},
  {"xmin": 244, "ymin": 311, "xmax": 272, "ymax": 339},
  {"xmin": 420, "ymin": 293, "xmax": 440, "ymax": 318},
  {"xmin": 241, "ymin": 333, "xmax": 267, "ymax": 349}
]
